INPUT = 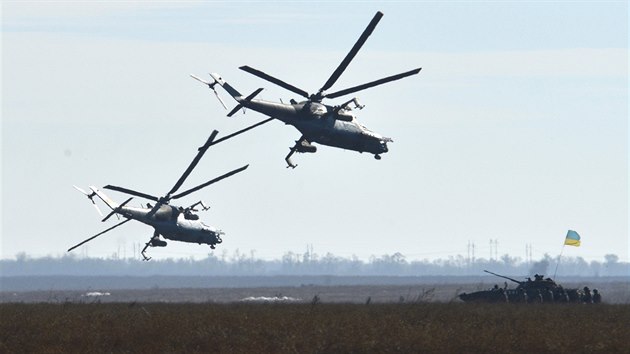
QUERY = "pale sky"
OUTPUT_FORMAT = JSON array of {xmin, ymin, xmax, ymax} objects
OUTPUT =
[{"xmin": 2, "ymin": 1, "xmax": 628, "ymax": 263}]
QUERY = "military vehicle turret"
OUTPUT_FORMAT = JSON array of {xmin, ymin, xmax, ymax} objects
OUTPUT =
[{"xmin": 458, "ymin": 270, "xmax": 589, "ymax": 303}]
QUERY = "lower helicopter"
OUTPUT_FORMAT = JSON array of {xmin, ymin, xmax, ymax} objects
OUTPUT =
[{"xmin": 69, "ymin": 129, "xmax": 250, "ymax": 261}]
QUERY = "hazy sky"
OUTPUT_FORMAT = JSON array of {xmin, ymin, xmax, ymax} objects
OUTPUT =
[{"xmin": 2, "ymin": 1, "xmax": 628, "ymax": 263}]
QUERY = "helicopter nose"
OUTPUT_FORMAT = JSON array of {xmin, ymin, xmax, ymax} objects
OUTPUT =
[{"xmin": 204, "ymin": 228, "xmax": 223, "ymax": 243}]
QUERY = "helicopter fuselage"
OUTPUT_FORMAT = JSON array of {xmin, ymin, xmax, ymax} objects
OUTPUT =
[
  {"xmin": 117, "ymin": 204, "xmax": 223, "ymax": 246},
  {"xmin": 241, "ymin": 98, "xmax": 390, "ymax": 155}
]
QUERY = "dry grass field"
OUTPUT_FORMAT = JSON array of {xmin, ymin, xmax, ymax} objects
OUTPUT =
[{"xmin": 1, "ymin": 302, "xmax": 629, "ymax": 353}]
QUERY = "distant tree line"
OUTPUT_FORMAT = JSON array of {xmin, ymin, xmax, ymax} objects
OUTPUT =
[{"xmin": 1, "ymin": 251, "xmax": 627, "ymax": 277}]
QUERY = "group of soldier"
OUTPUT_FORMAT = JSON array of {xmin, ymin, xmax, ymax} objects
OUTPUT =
[
  {"xmin": 581, "ymin": 286, "xmax": 602, "ymax": 304},
  {"xmin": 488, "ymin": 274, "xmax": 602, "ymax": 304}
]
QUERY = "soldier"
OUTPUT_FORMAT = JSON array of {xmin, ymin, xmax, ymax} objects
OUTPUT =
[
  {"xmin": 592, "ymin": 289, "xmax": 602, "ymax": 304},
  {"xmin": 498, "ymin": 288, "xmax": 510, "ymax": 303},
  {"xmin": 567, "ymin": 288, "xmax": 580, "ymax": 302},
  {"xmin": 582, "ymin": 286, "xmax": 593, "ymax": 303},
  {"xmin": 556, "ymin": 288, "xmax": 570, "ymax": 303},
  {"xmin": 544, "ymin": 288, "xmax": 555, "ymax": 303},
  {"xmin": 518, "ymin": 288, "xmax": 528, "ymax": 303}
]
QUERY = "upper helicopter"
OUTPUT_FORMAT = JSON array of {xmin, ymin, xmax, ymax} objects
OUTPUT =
[
  {"xmin": 192, "ymin": 11, "xmax": 421, "ymax": 168},
  {"xmin": 69, "ymin": 129, "xmax": 250, "ymax": 261}
]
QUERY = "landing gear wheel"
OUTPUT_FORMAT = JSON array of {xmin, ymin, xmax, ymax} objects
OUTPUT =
[
  {"xmin": 374, "ymin": 154, "xmax": 381, "ymax": 160},
  {"xmin": 210, "ymin": 245, "xmax": 216, "ymax": 249}
]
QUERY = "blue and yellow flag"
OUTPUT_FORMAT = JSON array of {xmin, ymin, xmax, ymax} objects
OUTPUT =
[{"xmin": 564, "ymin": 230, "xmax": 581, "ymax": 247}]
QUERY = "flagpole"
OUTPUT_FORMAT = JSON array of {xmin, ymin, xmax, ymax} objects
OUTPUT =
[
  {"xmin": 556, "ymin": 230, "xmax": 580, "ymax": 278},
  {"xmin": 553, "ymin": 244, "xmax": 566, "ymax": 279}
]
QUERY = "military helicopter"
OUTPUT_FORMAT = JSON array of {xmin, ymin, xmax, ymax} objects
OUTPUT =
[
  {"xmin": 192, "ymin": 11, "xmax": 421, "ymax": 168},
  {"xmin": 69, "ymin": 129, "xmax": 249, "ymax": 261}
]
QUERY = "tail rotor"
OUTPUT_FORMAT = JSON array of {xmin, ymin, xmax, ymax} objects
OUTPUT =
[
  {"xmin": 190, "ymin": 74, "xmax": 228, "ymax": 110},
  {"xmin": 73, "ymin": 185, "xmax": 104, "ymax": 217}
]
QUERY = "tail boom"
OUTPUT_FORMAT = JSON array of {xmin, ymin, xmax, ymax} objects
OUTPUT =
[
  {"xmin": 89, "ymin": 186, "xmax": 118, "ymax": 210},
  {"xmin": 210, "ymin": 73, "xmax": 242, "ymax": 99}
]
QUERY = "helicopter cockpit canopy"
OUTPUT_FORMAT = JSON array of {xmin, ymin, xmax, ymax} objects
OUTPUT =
[
  {"xmin": 183, "ymin": 210, "xmax": 199, "ymax": 220},
  {"xmin": 336, "ymin": 110, "xmax": 354, "ymax": 121},
  {"xmin": 308, "ymin": 102, "xmax": 327, "ymax": 116}
]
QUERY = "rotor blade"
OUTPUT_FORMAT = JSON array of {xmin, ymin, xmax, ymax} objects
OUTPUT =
[
  {"xmin": 213, "ymin": 88, "xmax": 228, "ymax": 110},
  {"xmin": 240, "ymin": 66, "xmax": 310, "ymax": 99},
  {"xmin": 170, "ymin": 164, "xmax": 249, "ymax": 200},
  {"xmin": 74, "ymin": 185, "xmax": 104, "ymax": 216},
  {"xmin": 190, "ymin": 74, "xmax": 211, "ymax": 85},
  {"xmin": 324, "ymin": 68, "xmax": 422, "ymax": 99},
  {"xmin": 319, "ymin": 11, "xmax": 383, "ymax": 93},
  {"xmin": 67, "ymin": 218, "xmax": 132, "ymax": 252},
  {"xmin": 103, "ymin": 185, "xmax": 159, "ymax": 202},
  {"xmin": 166, "ymin": 130, "xmax": 219, "ymax": 197},
  {"xmin": 209, "ymin": 118, "xmax": 274, "ymax": 146},
  {"xmin": 102, "ymin": 197, "xmax": 133, "ymax": 222},
  {"xmin": 73, "ymin": 185, "xmax": 89, "ymax": 195},
  {"xmin": 91, "ymin": 200, "xmax": 104, "ymax": 217},
  {"xmin": 191, "ymin": 74, "xmax": 228, "ymax": 110},
  {"xmin": 145, "ymin": 201, "xmax": 165, "ymax": 220}
]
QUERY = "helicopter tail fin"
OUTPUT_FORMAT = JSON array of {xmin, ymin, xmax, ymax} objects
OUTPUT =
[
  {"xmin": 89, "ymin": 186, "xmax": 118, "ymax": 210},
  {"xmin": 226, "ymin": 88, "xmax": 264, "ymax": 117},
  {"xmin": 210, "ymin": 73, "xmax": 243, "ymax": 99}
]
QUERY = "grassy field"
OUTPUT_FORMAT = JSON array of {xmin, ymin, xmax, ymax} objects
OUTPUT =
[{"xmin": 1, "ymin": 302, "xmax": 629, "ymax": 353}]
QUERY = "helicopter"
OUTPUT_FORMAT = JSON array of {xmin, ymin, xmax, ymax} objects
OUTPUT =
[
  {"xmin": 69, "ymin": 129, "xmax": 249, "ymax": 261},
  {"xmin": 192, "ymin": 11, "xmax": 421, "ymax": 168}
]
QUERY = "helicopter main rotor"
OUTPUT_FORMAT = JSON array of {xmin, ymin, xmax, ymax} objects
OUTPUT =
[
  {"xmin": 317, "ymin": 10, "xmax": 383, "ymax": 97},
  {"xmin": 104, "ymin": 130, "xmax": 248, "ymax": 217},
  {"xmin": 239, "ymin": 11, "xmax": 421, "ymax": 103}
]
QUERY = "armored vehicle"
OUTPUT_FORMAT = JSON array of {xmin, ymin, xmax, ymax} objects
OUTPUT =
[{"xmin": 459, "ymin": 270, "xmax": 591, "ymax": 304}]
